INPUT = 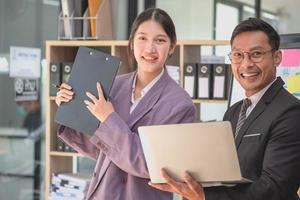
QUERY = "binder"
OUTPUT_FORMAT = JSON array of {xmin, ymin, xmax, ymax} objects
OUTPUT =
[
  {"xmin": 183, "ymin": 63, "xmax": 197, "ymax": 98},
  {"xmin": 49, "ymin": 62, "xmax": 61, "ymax": 96},
  {"xmin": 55, "ymin": 47, "xmax": 120, "ymax": 135},
  {"xmin": 56, "ymin": 137, "xmax": 65, "ymax": 151},
  {"xmin": 197, "ymin": 63, "xmax": 212, "ymax": 99},
  {"xmin": 82, "ymin": 8, "xmax": 91, "ymax": 38},
  {"xmin": 64, "ymin": 144, "xmax": 76, "ymax": 152},
  {"xmin": 212, "ymin": 64, "xmax": 228, "ymax": 99},
  {"xmin": 73, "ymin": 0, "xmax": 88, "ymax": 37},
  {"xmin": 62, "ymin": 62, "xmax": 73, "ymax": 83},
  {"xmin": 61, "ymin": 0, "xmax": 75, "ymax": 38},
  {"xmin": 58, "ymin": 0, "xmax": 112, "ymax": 39},
  {"xmin": 88, "ymin": 0, "xmax": 102, "ymax": 37}
]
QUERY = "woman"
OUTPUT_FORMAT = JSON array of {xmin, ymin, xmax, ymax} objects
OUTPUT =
[{"xmin": 55, "ymin": 8, "xmax": 196, "ymax": 200}]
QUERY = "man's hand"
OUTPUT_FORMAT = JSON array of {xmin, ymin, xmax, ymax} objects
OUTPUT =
[{"xmin": 149, "ymin": 169, "xmax": 205, "ymax": 200}]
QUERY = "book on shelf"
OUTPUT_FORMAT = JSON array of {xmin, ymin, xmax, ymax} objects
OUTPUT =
[
  {"xmin": 50, "ymin": 172, "xmax": 91, "ymax": 200},
  {"xmin": 60, "ymin": 0, "xmax": 75, "ymax": 38}
]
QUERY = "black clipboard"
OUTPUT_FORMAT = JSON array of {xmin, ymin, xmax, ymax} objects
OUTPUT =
[{"xmin": 55, "ymin": 46, "xmax": 120, "ymax": 135}]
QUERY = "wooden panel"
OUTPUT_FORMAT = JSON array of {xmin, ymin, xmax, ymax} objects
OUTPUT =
[
  {"xmin": 49, "ymin": 100, "xmax": 58, "ymax": 152},
  {"xmin": 183, "ymin": 45, "xmax": 201, "ymax": 63},
  {"xmin": 166, "ymin": 45, "xmax": 180, "ymax": 66},
  {"xmin": 50, "ymin": 156, "xmax": 73, "ymax": 174},
  {"xmin": 114, "ymin": 45, "xmax": 136, "ymax": 74}
]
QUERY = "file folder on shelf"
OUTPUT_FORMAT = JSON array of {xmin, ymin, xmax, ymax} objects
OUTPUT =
[
  {"xmin": 49, "ymin": 62, "xmax": 61, "ymax": 96},
  {"xmin": 61, "ymin": 0, "xmax": 75, "ymax": 38},
  {"xmin": 212, "ymin": 64, "xmax": 227, "ymax": 99},
  {"xmin": 58, "ymin": 0, "xmax": 112, "ymax": 40},
  {"xmin": 88, "ymin": 0, "xmax": 102, "ymax": 38},
  {"xmin": 62, "ymin": 62, "xmax": 73, "ymax": 83},
  {"xmin": 197, "ymin": 63, "xmax": 212, "ymax": 99},
  {"xmin": 183, "ymin": 63, "xmax": 197, "ymax": 98},
  {"xmin": 55, "ymin": 47, "xmax": 120, "ymax": 135},
  {"xmin": 73, "ymin": 0, "xmax": 88, "ymax": 37}
]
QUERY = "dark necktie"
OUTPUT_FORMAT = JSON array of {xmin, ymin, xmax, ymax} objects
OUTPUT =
[{"xmin": 235, "ymin": 98, "xmax": 252, "ymax": 138}]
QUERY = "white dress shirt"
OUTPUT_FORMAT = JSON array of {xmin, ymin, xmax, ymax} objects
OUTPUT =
[
  {"xmin": 130, "ymin": 69, "xmax": 164, "ymax": 114},
  {"xmin": 246, "ymin": 78, "xmax": 277, "ymax": 117}
]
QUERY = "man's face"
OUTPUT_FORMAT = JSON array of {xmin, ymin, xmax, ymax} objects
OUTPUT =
[{"xmin": 231, "ymin": 31, "xmax": 282, "ymax": 97}]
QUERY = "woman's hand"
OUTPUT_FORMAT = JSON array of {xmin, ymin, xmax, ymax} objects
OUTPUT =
[
  {"xmin": 55, "ymin": 83, "xmax": 74, "ymax": 106},
  {"xmin": 84, "ymin": 82, "xmax": 114, "ymax": 123},
  {"xmin": 149, "ymin": 169, "xmax": 205, "ymax": 200}
]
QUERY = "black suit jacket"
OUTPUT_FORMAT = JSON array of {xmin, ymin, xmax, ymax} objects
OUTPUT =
[{"xmin": 205, "ymin": 77, "xmax": 300, "ymax": 200}]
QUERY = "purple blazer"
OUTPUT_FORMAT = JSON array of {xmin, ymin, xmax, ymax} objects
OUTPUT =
[{"xmin": 58, "ymin": 70, "xmax": 196, "ymax": 200}]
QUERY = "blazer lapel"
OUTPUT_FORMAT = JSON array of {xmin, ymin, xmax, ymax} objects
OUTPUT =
[
  {"xmin": 235, "ymin": 102, "xmax": 267, "ymax": 147},
  {"xmin": 127, "ymin": 70, "xmax": 170, "ymax": 129},
  {"xmin": 111, "ymin": 73, "xmax": 135, "ymax": 123},
  {"xmin": 235, "ymin": 77, "xmax": 284, "ymax": 148}
]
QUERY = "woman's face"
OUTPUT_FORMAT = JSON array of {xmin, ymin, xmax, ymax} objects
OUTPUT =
[{"xmin": 133, "ymin": 20, "xmax": 175, "ymax": 74}]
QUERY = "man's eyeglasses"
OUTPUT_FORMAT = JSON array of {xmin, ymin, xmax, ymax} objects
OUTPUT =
[{"xmin": 228, "ymin": 49, "xmax": 274, "ymax": 64}]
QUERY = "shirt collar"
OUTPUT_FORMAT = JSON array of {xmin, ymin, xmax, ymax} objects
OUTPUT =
[
  {"xmin": 247, "ymin": 78, "xmax": 276, "ymax": 107},
  {"xmin": 131, "ymin": 68, "xmax": 164, "ymax": 102}
]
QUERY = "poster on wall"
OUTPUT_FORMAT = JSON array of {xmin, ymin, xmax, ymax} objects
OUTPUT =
[
  {"xmin": 9, "ymin": 46, "xmax": 41, "ymax": 78},
  {"xmin": 14, "ymin": 78, "xmax": 39, "ymax": 101},
  {"xmin": 277, "ymin": 49, "xmax": 300, "ymax": 99}
]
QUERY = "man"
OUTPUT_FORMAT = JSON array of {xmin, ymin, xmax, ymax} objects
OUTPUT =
[
  {"xmin": 150, "ymin": 18, "xmax": 300, "ymax": 200},
  {"xmin": 18, "ymin": 100, "xmax": 41, "ymax": 132}
]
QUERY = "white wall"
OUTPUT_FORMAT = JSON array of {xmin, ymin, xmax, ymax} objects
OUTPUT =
[
  {"xmin": 236, "ymin": 0, "xmax": 300, "ymax": 34},
  {"xmin": 275, "ymin": 1, "xmax": 300, "ymax": 34},
  {"xmin": 156, "ymin": 0, "xmax": 214, "ymax": 40}
]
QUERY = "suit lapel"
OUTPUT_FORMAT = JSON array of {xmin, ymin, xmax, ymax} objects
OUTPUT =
[
  {"xmin": 111, "ymin": 73, "xmax": 134, "ymax": 123},
  {"xmin": 235, "ymin": 77, "xmax": 284, "ymax": 148},
  {"xmin": 235, "ymin": 102, "xmax": 267, "ymax": 147},
  {"xmin": 127, "ymin": 70, "xmax": 170, "ymax": 129}
]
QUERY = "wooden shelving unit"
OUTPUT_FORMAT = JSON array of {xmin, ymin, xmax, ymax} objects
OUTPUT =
[{"xmin": 45, "ymin": 40, "xmax": 230, "ymax": 199}]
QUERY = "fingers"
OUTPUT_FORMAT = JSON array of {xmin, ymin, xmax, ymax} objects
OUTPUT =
[
  {"xmin": 161, "ymin": 169, "xmax": 180, "ymax": 188},
  {"xmin": 84, "ymin": 100, "xmax": 95, "ymax": 110},
  {"xmin": 55, "ymin": 87, "xmax": 74, "ymax": 106},
  {"xmin": 97, "ymin": 82, "xmax": 104, "ymax": 99},
  {"xmin": 60, "ymin": 83, "xmax": 72, "ymax": 90},
  {"xmin": 148, "ymin": 182, "xmax": 173, "ymax": 193},
  {"xmin": 86, "ymin": 92, "xmax": 98, "ymax": 103},
  {"xmin": 85, "ymin": 103, "xmax": 95, "ymax": 115},
  {"xmin": 184, "ymin": 172, "xmax": 201, "ymax": 194},
  {"xmin": 86, "ymin": 82, "xmax": 104, "ymax": 103}
]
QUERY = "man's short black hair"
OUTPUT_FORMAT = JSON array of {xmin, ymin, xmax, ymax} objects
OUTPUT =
[{"xmin": 230, "ymin": 18, "xmax": 280, "ymax": 50}]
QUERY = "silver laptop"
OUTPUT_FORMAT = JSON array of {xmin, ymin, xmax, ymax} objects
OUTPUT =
[{"xmin": 138, "ymin": 121, "xmax": 252, "ymax": 187}]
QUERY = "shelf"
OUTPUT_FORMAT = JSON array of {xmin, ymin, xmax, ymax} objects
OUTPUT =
[
  {"xmin": 178, "ymin": 40, "xmax": 230, "ymax": 46},
  {"xmin": 49, "ymin": 96, "xmax": 227, "ymax": 104},
  {"xmin": 49, "ymin": 151, "xmax": 84, "ymax": 157},
  {"xmin": 192, "ymin": 99, "xmax": 227, "ymax": 104},
  {"xmin": 46, "ymin": 40, "xmax": 128, "ymax": 47}
]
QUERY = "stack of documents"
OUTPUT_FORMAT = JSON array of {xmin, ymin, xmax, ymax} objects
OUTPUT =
[
  {"xmin": 166, "ymin": 65, "xmax": 180, "ymax": 84},
  {"xmin": 50, "ymin": 173, "xmax": 91, "ymax": 200}
]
